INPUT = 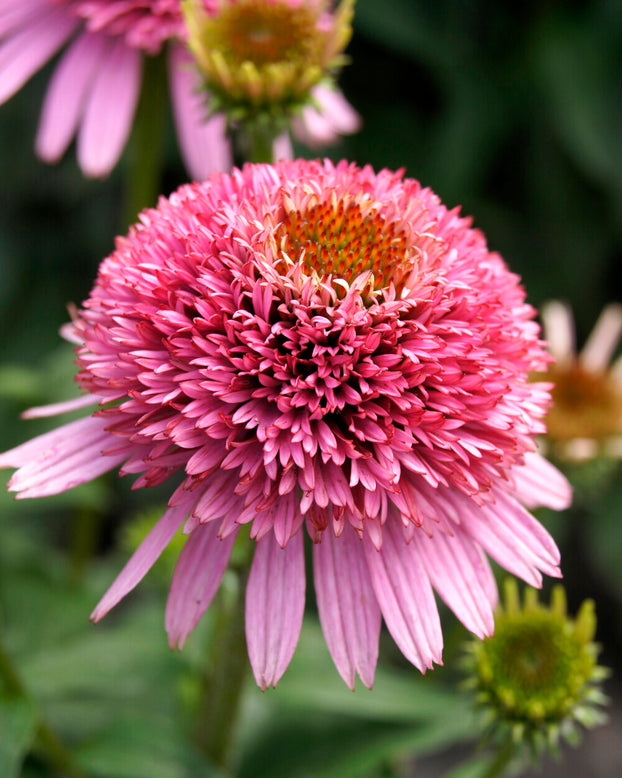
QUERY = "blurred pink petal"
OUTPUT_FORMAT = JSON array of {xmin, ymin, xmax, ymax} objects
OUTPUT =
[
  {"xmin": 77, "ymin": 36, "xmax": 142, "ymax": 177},
  {"xmin": 167, "ymin": 43, "xmax": 231, "ymax": 180}
]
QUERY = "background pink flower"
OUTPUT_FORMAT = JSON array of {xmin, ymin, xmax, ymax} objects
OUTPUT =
[
  {"xmin": 0, "ymin": 0, "xmax": 358, "ymax": 178},
  {"xmin": 0, "ymin": 159, "xmax": 571, "ymax": 689}
]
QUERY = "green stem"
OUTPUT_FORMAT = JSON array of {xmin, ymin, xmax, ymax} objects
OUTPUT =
[
  {"xmin": 195, "ymin": 555, "xmax": 252, "ymax": 772},
  {"xmin": 123, "ymin": 50, "xmax": 169, "ymax": 228},
  {"xmin": 229, "ymin": 119, "xmax": 280, "ymax": 165},
  {"xmin": 0, "ymin": 634, "xmax": 85, "ymax": 778}
]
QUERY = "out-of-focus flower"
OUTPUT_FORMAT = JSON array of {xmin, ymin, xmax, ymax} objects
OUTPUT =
[
  {"xmin": 539, "ymin": 301, "xmax": 622, "ymax": 461},
  {"xmin": 0, "ymin": 0, "xmax": 231, "ymax": 178},
  {"xmin": 0, "ymin": 159, "xmax": 571, "ymax": 689},
  {"xmin": 182, "ymin": 0, "xmax": 359, "ymax": 155},
  {"xmin": 0, "ymin": 0, "xmax": 358, "ymax": 178},
  {"xmin": 465, "ymin": 579, "xmax": 608, "ymax": 759}
]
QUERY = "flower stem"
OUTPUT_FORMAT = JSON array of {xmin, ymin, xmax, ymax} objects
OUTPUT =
[
  {"xmin": 228, "ymin": 119, "xmax": 279, "ymax": 165},
  {"xmin": 195, "ymin": 558, "xmax": 251, "ymax": 771},
  {"xmin": 0, "ymin": 634, "xmax": 85, "ymax": 778},
  {"xmin": 123, "ymin": 50, "xmax": 169, "ymax": 227}
]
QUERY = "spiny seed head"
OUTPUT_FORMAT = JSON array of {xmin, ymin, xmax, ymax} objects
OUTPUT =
[{"xmin": 465, "ymin": 578, "xmax": 609, "ymax": 760}]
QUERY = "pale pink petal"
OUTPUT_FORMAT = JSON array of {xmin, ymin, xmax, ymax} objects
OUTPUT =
[
  {"xmin": 540, "ymin": 300, "xmax": 575, "ymax": 365},
  {"xmin": 21, "ymin": 394, "xmax": 100, "ymax": 419},
  {"xmin": 580, "ymin": 303, "xmax": 622, "ymax": 372},
  {"xmin": 363, "ymin": 520, "xmax": 443, "ymax": 672},
  {"xmin": 313, "ymin": 523, "xmax": 381, "ymax": 689},
  {"xmin": 35, "ymin": 31, "xmax": 107, "ymax": 163},
  {"xmin": 511, "ymin": 451, "xmax": 572, "ymax": 510},
  {"xmin": 272, "ymin": 131, "xmax": 293, "ymax": 162},
  {"xmin": 293, "ymin": 85, "xmax": 361, "ymax": 147},
  {"xmin": 0, "ymin": 0, "xmax": 49, "ymax": 38},
  {"xmin": 411, "ymin": 527, "xmax": 496, "ymax": 639},
  {"xmin": 245, "ymin": 530, "xmax": 305, "ymax": 690},
  {"xmin": 77, "ymin": 37, "xmax": 142, "ymax": 178},
  {"xmin": 166, "ymin": 520, "xmax": 238, "ymax": 648},
  {"xmin": 0, "ymin": 415, "xmax": 111, "ymax": 469},
  {"xmin": 458, "ymin": 490, "xmax": 561, "ymax": 587},
  {"xmin": 91, "ymin": 490, "xmax": 197, "ymax": 621},
  {"xmin": 0, "ymin": 8, "xmax": 78, "ymax": 104},
  {"xmin": 168, "ymin": 43, "xmax": 231, "ymax": 180}
]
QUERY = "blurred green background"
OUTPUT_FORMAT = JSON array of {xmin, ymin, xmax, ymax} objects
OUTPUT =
[{"xmin": 1, "ymin": 0, "xmax": 621, "ymax": 776}]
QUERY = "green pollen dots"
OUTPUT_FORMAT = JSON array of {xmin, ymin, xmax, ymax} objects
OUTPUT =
[{"xmin": 278, "ymin": 199, "xmax": 410, "ymax": 293}]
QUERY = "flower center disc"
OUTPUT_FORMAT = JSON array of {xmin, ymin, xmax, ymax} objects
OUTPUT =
[
  {"xmin": 277, "ymin": 199, "xmax": 410, "ymax": 293},
  {"xmin": 213, "ymin": 0, "xmax": 320, "ymax": 67},
  {"xmin": 546, "ymin": 363, "xmax": 622, "ymax": 441}
]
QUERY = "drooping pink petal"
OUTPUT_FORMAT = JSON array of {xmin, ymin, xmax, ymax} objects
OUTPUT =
[
  {"xmin": 167, "ymin": 43, "xmax": 231, "ymax": 180},
  {"xmin": 458, "ymin": 489, "xmax": 561, "ymax": 587},
  {"xmin": 0, "ymin": 0, "xmax": 48, "ymax": 38},
  {"xmin": 313, "ymin": 523, "xmax": 381, "ymax": 689},
  {"xmin": 540, "ymin": 300, "xmax": 575, "ymax": 366},
  {"xmin": 21, "ymin": 393, "xmax": 100, "ymax": 419},
  {"xmin": 166, "ymin": 520, "xmax": 238, "ymax": 648},
  {"xmin": 0, "ymin": 8, "xmax": 79, "ymax": 104},
  {"xmin": 91, "ymin": 490, "xmax": 197, "ymax": 622},
  {"xmin": 245, "ymin": 530, "xmax": 305, "ymax": 690},
  {"xmin": 0, "ymin": 416, "xmax": 102, "ymax": 468},
  {"xmin": 293, "ymin": 85, "xmax": 361, "ymax": 147},
  {"xmin": 411, "ymin": 526, "xmax": 496, "ymax": 639},
  {"xmin": 511, "ymin": 451, "xmax": 572, "ymax": 511},
  {"xmin": 76, "ymin": 36, "xmax": 142, "ymax": 177},
  {"xmin": 35, "ymin": 31, "xmax": 107, "ymax": 164},
  {"xmin": 363, "ymin": 520, "xmax": 443, "ymax": 672}
]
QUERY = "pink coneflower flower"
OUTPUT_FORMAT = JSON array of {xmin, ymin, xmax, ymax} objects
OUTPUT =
[
  {"xmin": 0, "ymin": 160, "xmax": 571, "ymax": 690},
  {"xmin": 539, "ymin": 300, "xmax": 622, "ymax": 460},
  {"xmin": 0, "ymin": 0, "xmax": 358, "ymax": 178}
]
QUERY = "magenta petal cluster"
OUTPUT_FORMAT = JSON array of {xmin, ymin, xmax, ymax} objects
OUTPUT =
[{"xmin": 0, "ymin": 159, "xmax": 571, "ymax": 689}]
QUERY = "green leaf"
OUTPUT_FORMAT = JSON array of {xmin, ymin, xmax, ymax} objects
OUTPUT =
[
  {"xmin": 0, "ymin": 695, "xmax": 38, "ymax": 778},
  {"xmin": 74, "ymin": 712, "xmax": 225, "ymax": 778}
]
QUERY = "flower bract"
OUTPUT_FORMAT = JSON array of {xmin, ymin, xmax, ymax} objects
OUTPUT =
[{"xmin": 0, "ymin": 159, "xmax": 572, "ymax": 689}]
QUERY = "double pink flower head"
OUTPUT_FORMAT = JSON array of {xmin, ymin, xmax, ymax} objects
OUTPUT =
[
  {"xmin": 0, "ymin": 0, "xmax": 359, "ymax": 177},
  {"xmin": 0, "ymin": 159, "xmax": 571, "ymax": 689}
]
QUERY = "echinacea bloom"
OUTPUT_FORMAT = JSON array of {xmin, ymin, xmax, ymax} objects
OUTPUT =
[
  {"xmin": 465, "ymin": 579, "xmax": 608, "ymax": 758},
  {"xmin": 182, "ymin": 0, "xmax": 359, "ymax": 153},
  {"xmin": 539, "ymin": 301, "xmax": 622, "ymax": 461},
  {"xmin": 0, "ymin": 0, "xmax": 358, "ymax": 178},
  {"xmin": 0, "ymin": 159, "xmax": 571, "ymax": 690}
]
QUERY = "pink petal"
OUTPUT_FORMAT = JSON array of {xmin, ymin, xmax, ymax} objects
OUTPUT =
[
  {"xmin": 35, "ymin": 31, "xmax": 107, "ymax": 163},
  {"xmin": 273, "ymin": 131, "xmax": 293, "ymax": 162},
  {"xmin": 168, "ymin": 43, "xmax": 231, "ymax": 180},
  {"xmin": 540, "ymin": 300, "xmax": 575, "ymax": 365},
  {"xmin": 0, "ymin": 0, "xmax": 49, "ymax": 38},
  {"xmin": 458, "ymin": 489, "xmax": 561, "ymax": 587},
  {"xmin": 313, "ymin": 523, "xmax": 381, "ymax": 689},
  {"xmin": 245, "ymin": 530, "xmax": 305, "ymax": 690},
  {"xmin": 91, "ymin": 490, "xmax": 197, "ymax": 622},
  {"xmin": 363, "ymin": 519, "xmax": 443, "ymax": 672},
  {"xmin": 511, "ymin": 451, "xmax": 572, "ymax": 511},
  {"xmin": 166, "ymin": 520, "xmax": 238, "ymax": 648},
  {"xmin": 0, "ymin": 7, "xmax": 78, "ymax": 104},
  {"xmin": 411, "ymin": 527, "xmax": 496, "ymax": 639},
  {"xmin": 77, "ymin": 36, "xmax": 142, "ymax": 177},
  {"xmin": 580, "ymin": 303, "xmax": 622, "ymax": 371},
  {"xmin": 21, "ymin": 393, "xmax": 99, "ymax": 419}
]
